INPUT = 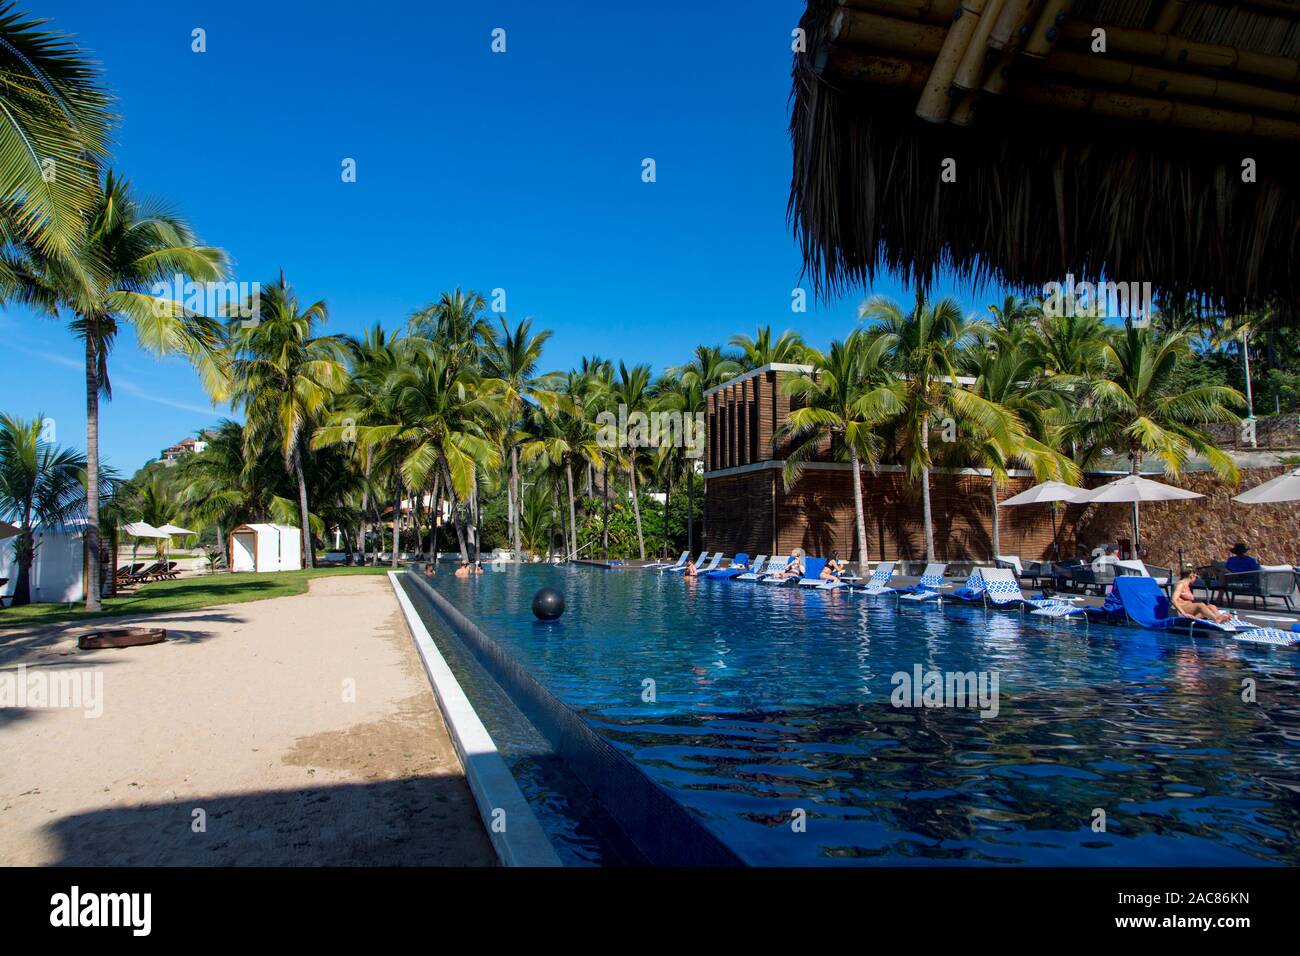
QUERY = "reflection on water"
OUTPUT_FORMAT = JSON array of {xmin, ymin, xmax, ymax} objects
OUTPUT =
[{"xmin": 428, "ymin": 565, "xmax": 1300, "ymax": 865}]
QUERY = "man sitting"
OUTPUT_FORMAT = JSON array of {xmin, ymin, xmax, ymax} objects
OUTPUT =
[{"xmin": 1225, "ymin": 542, "xmax": 1261, "ymax": 574}]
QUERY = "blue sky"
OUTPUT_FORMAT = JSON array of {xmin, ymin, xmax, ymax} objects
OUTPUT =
[{"xmin": 0, "ymin": 0, "xmax": 991, "ymax": 474}]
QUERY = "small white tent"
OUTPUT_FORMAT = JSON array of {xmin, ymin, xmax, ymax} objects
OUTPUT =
[
  {"xmin": 228, "ymin": 524, "xmax": 302, "ymax": 573},
  {"xmin": 0, "ymin": 522, "xmax": 88, "ymax": 603}
]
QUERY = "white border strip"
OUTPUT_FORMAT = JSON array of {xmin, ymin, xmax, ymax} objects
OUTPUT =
[{"xmin": 388, "ymin": 571, "xmax": 562, "ymax": 867}]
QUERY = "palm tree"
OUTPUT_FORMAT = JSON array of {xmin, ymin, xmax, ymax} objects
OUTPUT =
[
  {"xmin": 408, "ymin": 288, "xmax": 492, "ymax": 371},
  {"xmin": 1072, "ymin": 323, "xmax": 1244, "ymax": 481},
  {"xmin": 481, "ymin": 317, "xmax": 556, "ymax": 561},
  {"xmin": 667, "ymin": 345, "xmax": 740, "ymax": 551},
  {"xmin": 729, "ymin": 325, "xmax": 806, "ymax": 369},
  {"xmin": 29, "ymin": 172, "xmax": 226, "ymax": 610},
  {"xmin": 774, "ymin": 333, "xmax": 900, "ymax": 566},
  {"xmin": 611, "ymin": 361, "xmax": 653, "ymax": 559},
  {"xmin": 956, "ymin": 338, "xmax": 1079, "ymax": 556},
  {"xmin": 0, "ymin": 4, "xmax": 113, "ymax": 263},
  {"xmin": 229, "ymin": 272, "xmax": 348, "ymax": 567},
  {"xmin": 0, "ymin": 413, "xmax": 89, "ymax": 605},
  {"xmin": 862, "ymin": 292, "xmax": 1030, "ymax": 561}
]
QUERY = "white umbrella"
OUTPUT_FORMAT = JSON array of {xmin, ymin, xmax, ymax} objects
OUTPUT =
[
  {"xmin": 1083, "ymin": 474, "xmax": 1203, "ymax": 555},
  {"xmin": 156, "ymin": 523, "xmax": 198, "ymax": 567},
  {"xmin": 122, "ymin": 521, "xmax": 170, "ymax": 571},
  {"xmin": 1233, "ymin": 467, "xmax": 1300, "ymax": 505},
  {"xmin": 998, "ymin": 480, "xmax": 1090, "ymax": 560}
]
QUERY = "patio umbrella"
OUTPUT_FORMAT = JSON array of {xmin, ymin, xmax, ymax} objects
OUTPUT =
[
  {"xmin": 1083, "ymin": 475, "xmax": 1203, "ymax": 557},
  {"xmin": 156, "ymin": 523, "xmax": 198, "ymax": 566},
  {"xmin": 122, "ymin": 521, "xmax": 170, "ymax": 570},
  {"xmin": 998, "ymin": 481, "xmax": 1091, "ymax": 560},
  {"xmin": 1233, "ymin": 466, "xmax": 1300, "ymax": 504}
]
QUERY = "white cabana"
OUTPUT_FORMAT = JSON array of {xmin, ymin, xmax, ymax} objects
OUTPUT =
[
  {"xmin": 228, "ymin": 524, "xmax": 302, "ymax": 573},
  {"xmin": 0, "ymin": 522, "xmax": 88, "ymax": 603},
  {"xmin": 1233, "ymin": 466, "xmax": 1300, "ymax": 505},
  {"xmin": 1083, "ymin": 474, "xmax": 1203, "ymax": 554}
]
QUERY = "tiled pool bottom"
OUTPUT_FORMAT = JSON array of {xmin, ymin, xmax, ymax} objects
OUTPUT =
[{"xmin": 404, "ymin": 565, "xmax": 1300, "ymax": 866}]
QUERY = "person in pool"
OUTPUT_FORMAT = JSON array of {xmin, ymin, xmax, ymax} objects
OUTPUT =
[
  {"xmin": 684, "ymin": 556, "xmax": 702, "ymax": 577},
  {"xmin": 1171, "ymin": 571, "xmax": 1232, "ymax": 624},
  {"xmin": 422, "ymin": 562, "xmax": 436, "ymax": 577},
  {"xmin": 454, "ymin": 559, "xmax": 479, "ymax": 578}
]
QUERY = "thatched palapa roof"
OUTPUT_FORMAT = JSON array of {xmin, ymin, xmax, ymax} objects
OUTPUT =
[{"xmin": 789, "ymin": 0, "xmax": 1300, "ymax": 316}]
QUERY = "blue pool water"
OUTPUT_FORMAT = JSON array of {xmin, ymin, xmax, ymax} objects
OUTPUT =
[{"xmin": 417, "ymin": 564, "xmax": 1300, "ymax": 866}]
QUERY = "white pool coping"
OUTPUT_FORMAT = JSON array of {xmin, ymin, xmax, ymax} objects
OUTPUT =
[{"xmin": 387, "ymin": 571, "xmax": 562, "ymax": 867}]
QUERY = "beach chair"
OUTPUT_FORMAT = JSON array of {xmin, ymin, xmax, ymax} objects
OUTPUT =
[
  {"xmin": 645, "ymin": 550, "xmax": 690, "ymax": 571},
  {"xmin": 760, "ymin": 556, "xmax": 803, "ymax": 584},
  {"xmin": 857, "ymin": 561, "xmax": 897, "ymax": 595},
  {"xmin": 893, "ymin": 562, "xmax": 949, "ymax": 601},
  {"xmin": 668, "ymin": 553, "xmax": 723, "ymax": 575},
  {"xmin": 736, "ymin": 556, "xmax": 781, "ymax": 582},
  {"xmin": 659, "ymin": 552, "xmax": 705, "ymax": 573},
  {"xmin": 1114, "ymin": 559, "xmax": 1172, "ymax": 592},
  {"xmin": 709, "ymin": 554, "xmax": 763, "ymax": 580},
  {"xmin": 1108, "ymin": 576, "xmax": 1291, "ymax": 641},
  {"xmin": 115, "ymin": 562, "xmax": 145, "ymax": 581},
  {"xmin": 979, "ymin": 567, "xmax": 1086, "ymax": 618},
  {"xmin": 153, "ymin": 561, "xmax": 180, "ymax": 580},
  {"xmin": 123, "ymin": 561, "xmax": 163, "ymax": 584},
  {"xmin": 796, "ymin": 557, "xmax": 832, "ymax": 587}
]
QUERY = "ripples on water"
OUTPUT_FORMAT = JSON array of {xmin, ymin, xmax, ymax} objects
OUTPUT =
[{"xmin": 427, "ymin": 564, "xmax": 1300, "ymax": 865}]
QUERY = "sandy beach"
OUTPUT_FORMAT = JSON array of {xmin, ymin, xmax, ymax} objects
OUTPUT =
[{"xmin": 0, "ymin": 573, "xmax": 494, "ymax": 866}]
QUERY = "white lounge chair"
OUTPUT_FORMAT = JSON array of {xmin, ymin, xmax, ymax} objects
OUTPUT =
[
  {"xmin": 736, "ymin": 556, "xmax": 780, "ymax": 582},
  {"xmin": 980, "ymin": 567, "xmax": 1086, "ymax": 618},
  {"xmin": 645, "ymin": 550, "xmax": 689, "ymax": 571},
  {"xmin": 858, "ymin": 561, "xmax": 897, "ymax": 595},
  {"xmin": 894, "ymin": 563, "xmax": 950, "ymax": 601},
  {"xmin": 659, "ymin": 551, "xmax": 705, "ymax": 573}
]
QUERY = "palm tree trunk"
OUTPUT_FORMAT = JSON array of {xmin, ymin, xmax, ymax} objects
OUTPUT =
[
  {"xmin": 391, "ymin": 480, "xmax": 401, "ymax": 568},
  {"xmin": 601, "ymin": 463, "xmax": 610, "ymax": 559},
  {"xmin": 12, "ymin": 527, "xmax": 33, "ymax": 606},
  {"xmin": 565, "ymin": 460, "xmax": 578, "ymax": 561},
  {"xmin": 990, "ymin": 479, "xmax": 1001, "ymax": 559},
  {"xmin": 850, "ymin": 449, "xmax": 869, "ymax": 568},
  {"xmin": 511, "ymin": 444, "xmax": 522, "ymax": 562},
  {"xmin": 83, "ymin": 326, "xmax": 102, "ymax": 610},
  {"xmin": 291, "ymin": 445, "xmax": 312, "ymax": 569},
  {"xmin": 440, "ymin": 460, "xmax": 470, "ymax": 561},
  {"xmin": 662, "ymin": 478, "xmax": 671, "ymax": 560},
  {"xmin": 430, "ymin": 472, "xmax": 442, "ymax": 561},
  {"xmin": 628, "ymin": 452, "xmax": 645, "ymax": 560},
  {"xmin": 686, "ymin": 469, "xmax": 694, "ymax": 555},
  {"xmin": 586, "ymin": 462, "xmax": 593, "ymax": 497},
  {"xmin": 920, "ymin": 416, "xmax": 935, "ymax": 562}
]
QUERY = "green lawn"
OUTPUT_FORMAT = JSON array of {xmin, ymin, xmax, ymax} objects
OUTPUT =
[{"xmin": 0, "ymin": 565, "xmax": 396, "ymax": 631}]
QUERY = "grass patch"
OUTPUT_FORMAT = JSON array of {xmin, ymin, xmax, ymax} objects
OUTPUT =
[{"xmin": 0, "ymin": 565, "xmax": 396, "ymax": 631}]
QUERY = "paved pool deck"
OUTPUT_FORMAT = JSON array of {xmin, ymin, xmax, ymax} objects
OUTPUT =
[{"xmin": 0, "ymin": 574, "xmax": 495, "ymax": 866}]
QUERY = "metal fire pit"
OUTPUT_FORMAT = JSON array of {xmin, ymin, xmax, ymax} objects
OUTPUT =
[{"xmin": 79, "ymin": 627, "xmax": 167, "ymax": 650}]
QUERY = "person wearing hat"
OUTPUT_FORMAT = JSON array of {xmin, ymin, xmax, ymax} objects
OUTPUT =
[{"xmin": 1224, "ymin": 543, "xmax": 1261, "ymax": 574}]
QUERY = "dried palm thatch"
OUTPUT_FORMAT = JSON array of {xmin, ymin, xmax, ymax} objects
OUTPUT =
[{"xmin": 789, "ymin": 0, "xmax": 1300, "ymax": 316}]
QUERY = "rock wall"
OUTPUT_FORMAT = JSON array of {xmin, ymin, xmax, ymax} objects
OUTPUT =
[{"xmin": 1074, "ymin": 466, "xmax": 1300, "ymax": 572}]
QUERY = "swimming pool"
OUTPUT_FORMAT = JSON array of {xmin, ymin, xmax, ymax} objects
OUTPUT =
[{"xmin": 407, "ymin": 564, "xmax": 1300, "ymax": 866}]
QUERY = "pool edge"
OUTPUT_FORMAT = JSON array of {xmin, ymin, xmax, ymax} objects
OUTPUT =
[{"xmin": 387, "ymin": 570, "xmax": 563, "ymax": 868}]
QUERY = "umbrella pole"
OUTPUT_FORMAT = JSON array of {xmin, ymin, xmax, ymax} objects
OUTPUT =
[
  {"xmin": 1131, "ymin": 502, "xmax": 1140, "ymax": 559},
  {"xmin": 1051, "ymin": 504, "xmax": 1059, "ymax": 562}
]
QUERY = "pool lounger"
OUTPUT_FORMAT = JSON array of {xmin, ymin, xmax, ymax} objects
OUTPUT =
[
  {"xmin": 893, "ymin": 563, "xmax": 949, "ymax": 601},
  {"xmin": 705, "ymin": 553, "xmax": 752, "ymax": 579},
  {"xmin": 645, "ymin": 550, "xmax": 689, "ymax": 571},
  {"xmin": 1108, "ymin": 577, "xmax": 1296, "ymax": 642},
  {"xmin": 979, "ymin": 568, "xmax": 1087, "ymax": 617},
  {"xmin": 660, "ymin": 551, "xmax": 709, "ymax": 574},
  {"xmin": 857, "ymin": 561, "xmax": 898, "ymax": 595},
  {"xmin": 736, "ymin": 556, "xmax": 783, "ymax": 582},
  {"xmin": 797, "ymin": 558, "xmax": 836, "ymax": 588},
  {"xmin": 946, "ymin": 568, "xmax": 991, "ymax": 603},
  {"xmin": 760, "ymin": 557, "xmax": 803, "ymax": 584},
  {"xmin": 667, "ymin": 552, "xmax": 723, "ymax": 575}
]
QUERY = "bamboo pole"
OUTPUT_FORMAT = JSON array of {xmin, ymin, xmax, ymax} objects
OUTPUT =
[
  {"xmin": 988, "ymin": 0, "xmax": 1039, "ymax": 49},
  {"xmin": 1152, "ymin": 0, "xmax": 1189, "ymax": 32},
  {"xmin": 829, "ymin": 7, "xmax": 947, "ymax": 57},
  {"xmin": 954, "ymin": 0, "xmax": 1006, "ymax": 88},
  {"xmin": 1045, "ymin": 49, "xmax": 1300, "ymax": 116},
  {"xmin": 841, "ymin": 0, "xmax": 960, "ymax": 21},
  {"xmin": 1058, "ymin": 21, "xmax": 1300, "ymax": 84},
  {"xmin": 822, "ymin": 48, "xmax": 932, "ymax": 90},
  {"xmin": 916, "ymin": 0, "xmax": 992, "ymax": 121},
  {"xmin": 1023, "ymin": 0, "xmax": 1074, "ymax": 57}
]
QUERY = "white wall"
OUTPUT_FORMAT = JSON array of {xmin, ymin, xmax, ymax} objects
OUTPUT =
[{"xmin": 0, "ymin": 528, "xmax": 85, "ymax": 604}]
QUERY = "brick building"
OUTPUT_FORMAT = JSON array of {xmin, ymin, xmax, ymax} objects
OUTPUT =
[{"xmin": 702, "ymin": 363, "xmax": 1087, "ymax": 563}]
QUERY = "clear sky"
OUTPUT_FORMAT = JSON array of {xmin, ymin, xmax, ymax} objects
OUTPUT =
[{"xmin": 0, "ymin": 0, "xmax": 991, "ymax": 474}]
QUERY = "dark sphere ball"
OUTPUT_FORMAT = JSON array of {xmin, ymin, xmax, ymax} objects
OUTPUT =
[{"xmin": 532, "ymin": 587, "xmax": 565, "ymax": 620}]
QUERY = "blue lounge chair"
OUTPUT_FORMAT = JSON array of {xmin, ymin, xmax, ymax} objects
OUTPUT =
[
  {"xmin": 948, "ymin": 568, "xmax": 990, "ymax": 603},
  {"xmin": 706, "ymin": 553, "xmax": 750, "ymax": 578},
  {"xmin": 980, "ymin": 568, "xmax": 1087, "ymax": 618},
  {"xmin": 713, "ymin": 554, "xmax": 765, "ymax": 580},
  {"xmin": 894, "ymin": 562, "xmax": 949, "ymax": 601},
  {"xmin": 797, "ymin": 557, "xmax": 831, "ymax": 587},
  {"xmin": 1109, "ymin": 577, "xmax": 1297, "ymax": 644},
  {"xmin": 858, "ymin": 561, "xmax": 897, "ymax": 595},
  {"xmin": 645, "ymin": 550, "xmax": 689, "ymax": 571},
  {"xmin": 736, "ymin": 556, "xmax": 780, "ymax": 582}
]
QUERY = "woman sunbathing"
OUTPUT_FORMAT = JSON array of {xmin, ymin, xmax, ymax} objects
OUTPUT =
[
  {"xmin": 772, "ymin": 554, "xmax": 804, "ymax": 580},
  {"xmin": 1171, "ymin": 572, "xmax": 1232, "ymax": 624},
  {"xmin": 823, "ymin": 552, "xmax": 846, "ymax": 580}
]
